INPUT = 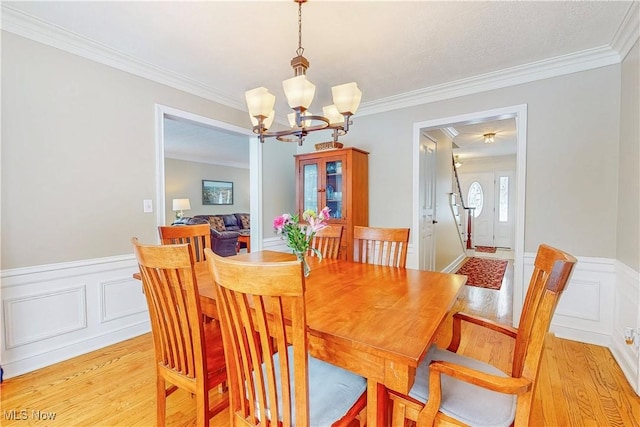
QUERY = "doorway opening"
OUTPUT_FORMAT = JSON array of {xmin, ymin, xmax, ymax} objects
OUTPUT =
[
  {"xmin": 154, "ymin": 104, "xmax": 262, "ymax": 252},
  {"xmin": 412, "ymin": 104, "xmax": 527, "ymax": 326}
]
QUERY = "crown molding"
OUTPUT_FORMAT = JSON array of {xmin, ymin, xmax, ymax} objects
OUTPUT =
[
  {"xmin": 1, "ymin": 3, "xmax": 631, "ymax": 119},
  {"xmin": 357, "ymin": 45, "xmax": 621, "ymax": 117},
  {"xmin": 0, "ymin": 4, "xmax": 245, "ymax": 112},
  {"xmin": 610, "ymin": 1, "xmax": 640, "ymax": 61},
  {"xmin": 165, "ymin": 152, "xmax": 249, "ymax": 170}
]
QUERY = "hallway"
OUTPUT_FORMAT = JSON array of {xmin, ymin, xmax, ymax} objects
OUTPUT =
[{"xmin": 456, "ymin": 248, "xmax": 514, "ymax": 324}]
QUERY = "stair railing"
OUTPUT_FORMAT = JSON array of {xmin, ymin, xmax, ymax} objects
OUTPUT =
[{"xmin": 451, "ymin": 155, "xmax": 475, "ymax": 249}]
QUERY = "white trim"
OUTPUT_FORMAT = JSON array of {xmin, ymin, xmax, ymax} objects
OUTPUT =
[
  {"xmin": 610, "ymin": 2, "xmax": 640, "ymax": 61},
  {"xmin": 0, "ymin": 5, "xmax": 244, "ymax": 112},
  {"xmin": 164, "ymin": 152, "xmax": 250, "ymax": 170},
  {"xmin": 2, "ymin": 3, "xmax": 634, "ymax": 119},
  {"xmin": 0, "ymin": 256, "xmax": 149, "ymax": 379},
  {"xmin": 411, "ymin": 105, "xmax": 527, "ymax": 328},
  {"xmin": 610, "ymin": 260, "xmax": 640, "ymax": 395},
  {"xmin": 357, "ymin": 48, "xmax": 618, "ymax": 117},
  {"xmin": 441, "ymin": 254, "xmax": 467, "ymax": 274},
  {"xmin": 154, "ymin": 105, "xmax": 259, "ymax": 241},
  {"xmin": 523, "ymin": 252, "xmax": 616, "ymax": 346},
  {"xmin": 249, "ymin": 136, "xmax": 263, "ymax": 252}
]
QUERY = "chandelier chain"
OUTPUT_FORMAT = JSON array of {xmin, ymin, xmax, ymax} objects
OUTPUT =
[{"xmin": 296, "ymin": 0, "xmax": 304, "ymax": 57}]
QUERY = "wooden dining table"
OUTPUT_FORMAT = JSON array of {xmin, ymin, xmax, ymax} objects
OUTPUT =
[{"xmin": 135, "ymin": 250, "xmax": 466, "ymax": 426}]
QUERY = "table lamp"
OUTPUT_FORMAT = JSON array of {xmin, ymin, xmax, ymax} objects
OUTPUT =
[{"xmin": 172, "ymin": 198, "xmax": 191, "ymax": 219}]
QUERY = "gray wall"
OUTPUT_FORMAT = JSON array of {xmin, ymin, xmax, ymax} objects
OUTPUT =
[
  {"xmin": 616, "ymin": 39, "xmax": 640, "ymax": 272},
  {"xmin": 164, "ymin": 159, "xmax": 250, "ymax": 224},
  {"xmin": 0, "ymin": 32, "xmax": 271, "ymax": 268},
  {"xmin": 2, "ymin": 30, "xmax": 638, "ymax": 274},
  {"xmin": 342, "ymin": 64, "xmax": 622, "ymax": 260}
]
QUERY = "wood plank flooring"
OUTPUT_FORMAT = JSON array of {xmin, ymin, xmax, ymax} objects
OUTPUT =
[{"xmin": 2, "ymin": 261, "xmax": 638, "ymax": 426}]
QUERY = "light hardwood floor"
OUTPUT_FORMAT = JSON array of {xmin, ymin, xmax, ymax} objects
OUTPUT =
[{"xmin": 2, "ymin": 263, "xmax": 639, "ymax": 426}]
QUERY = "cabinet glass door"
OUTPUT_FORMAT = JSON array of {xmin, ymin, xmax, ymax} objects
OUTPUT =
[
  {"xmin": 302, "ymin": 163, "xmax": 318, "ymax": 213},
  {"xmin": 325, "ymin": 160, "xmax": 343, "ymax": 219}
]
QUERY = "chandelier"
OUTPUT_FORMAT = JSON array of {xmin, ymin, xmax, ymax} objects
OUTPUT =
[{"xmin": 244, "ymin": 0, "xmax": 362, "ymax": 146}]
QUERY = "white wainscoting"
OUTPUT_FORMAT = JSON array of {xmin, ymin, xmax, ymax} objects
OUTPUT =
[
  {"xmin": 610, "ymin": 261, "xmax": 640, "ymax": 396},
  {"xmin": 2, "ymin": 248, "xmax": 638, "ymax": 397},
  {"xmin": 523, "ymin": 252, "xmax": 640, "ymax": 396},
  {"xmin": 523, "ymin": 252, "xmax": 615, "ymax": 346},
  {"xmin": 1, "ymin": 255, "xmax": 150, "ymax": 379}
]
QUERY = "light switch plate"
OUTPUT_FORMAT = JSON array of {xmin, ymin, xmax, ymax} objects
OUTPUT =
[{"xmin": 143, "ymin": 199, "xmax": 153, "ymax": 213}]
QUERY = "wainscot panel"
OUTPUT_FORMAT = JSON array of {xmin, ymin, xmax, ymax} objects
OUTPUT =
[
  {"xmin": 523, "ymin": 253, "xmax": 615, "ymax": 346},
  {"xmin": 610, "ymin": 261, "xmax": 640, "ymax": 396},
  {"xmin": 0, "ymin": 255, "xmax": 150, "ymax": 379}
]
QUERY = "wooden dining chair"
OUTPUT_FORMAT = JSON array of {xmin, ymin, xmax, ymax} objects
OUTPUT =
[
  {"xmin": 204, "ymin": 248, "xmax": 367, "ymax": 427},
  {"xmin": 353, "ymin": 226, "xmax": 410, "ymax": 268},
  {"xmin": 131, "ymin": 238, "xmax": 228, "ymax": 426},
  {"xmin": 309, "ymin": 224, "xmax": 343, "ymax": 260},
  {"xmin": 388, "ymin": 244, "xmax": 577, "ymax": 427},
  {"xmin": 158, "ymin": 223, "xmax": 211, "ymax": 264}
]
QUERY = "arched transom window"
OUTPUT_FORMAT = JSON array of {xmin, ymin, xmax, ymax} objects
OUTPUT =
[{"xmin": 467, "ymin": 181, "xmax": 484, "ymax": 218}]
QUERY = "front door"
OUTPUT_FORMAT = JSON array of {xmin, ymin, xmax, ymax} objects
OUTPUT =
[{"xmin": 460, "ymin": 172, "xmax": 495, "ymax": 247}]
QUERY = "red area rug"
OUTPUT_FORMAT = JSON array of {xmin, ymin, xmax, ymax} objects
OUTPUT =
[
  {"xmin": 456, "ymin": 257, "xmax": 508, "ymax": 290},
  {"xmin": 475, "ymin": 246, "xmax": 497, "ymax": 253}
]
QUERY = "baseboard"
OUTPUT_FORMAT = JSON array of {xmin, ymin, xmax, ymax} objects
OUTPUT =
[
  {"xmin": 610, "ymin": 260, "xmax": 640, "ymax": 396},
  {"xmin": 550, "ymin": 324, "xmax": 612, "ymax": 347},
  {"xmin": 1, "ymin": 254, "xmax": 151, "ymax": 379},
  {"xmin": 442, "ymin": 253, "xmax": 467, "ymax": 273}
]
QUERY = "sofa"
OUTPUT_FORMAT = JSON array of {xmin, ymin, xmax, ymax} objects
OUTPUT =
[{"xmin": 173, "ymin": 213, "xmax": 250, "ymax": 257}]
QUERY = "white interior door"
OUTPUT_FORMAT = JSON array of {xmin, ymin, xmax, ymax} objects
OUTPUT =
[
  {"xmin": 419, "ymin": 139, "xmax": 436, "ymax": 270},
  {"xmin": 460, "ymin": 172, "xmax": 495, "ymax": 247}
]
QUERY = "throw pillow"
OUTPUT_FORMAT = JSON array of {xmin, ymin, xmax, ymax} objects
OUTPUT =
[
  {"xmin": 239, "ymin": 214, "xmax": 250, "ymax": 229},
  {"xmin": 208, "ymin": 216, "xmax": 226, "ymax": 232}
]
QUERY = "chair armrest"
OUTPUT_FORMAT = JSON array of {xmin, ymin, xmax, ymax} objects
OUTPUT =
[
  {"xmin": 419, "ymin": 360, "xmax": 532, "ymax": 426},
  {"xmin": 431, "ymin": 360, "xmax": 530, "ymax": 394},
  {"xmin": 448, "ymin": 312, "xmax": 518, "ymax": 352}
]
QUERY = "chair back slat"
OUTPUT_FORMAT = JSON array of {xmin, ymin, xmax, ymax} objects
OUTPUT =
[
  {"xmin": 353, "ymin": 226, "xmax": 410, "ymax": 268},
  {"xmin": 511, "ymin": 244, "xmax": 576, "ymax": 424},
  {"xmin": 132, "ymin": 238, "xmax": 204, "ymax": 381},
  {"xmin": 309, "ymin": 225, "xmax": 343, "ymax": 259},
  {"xmin": 206, "ymin": 249, "xmax": 309, "ymax": 426},
  {"xmin": 158, "ymin": 224, "xmax": 211, "ymax": 264}
]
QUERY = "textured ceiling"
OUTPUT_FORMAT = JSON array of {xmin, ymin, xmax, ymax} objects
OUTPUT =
[{"xmin": 3, "ymin": 1, "xmax": 635, "ymax": 165}]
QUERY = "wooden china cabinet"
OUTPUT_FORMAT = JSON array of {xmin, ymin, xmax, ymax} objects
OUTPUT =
[{"xmin": 295, "ymin": 147, "xmax": 369, "ymax": 261}]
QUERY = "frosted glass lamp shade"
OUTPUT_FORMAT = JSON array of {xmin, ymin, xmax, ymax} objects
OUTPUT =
[
  {"xmin": 332, "ymin": 82, "xmax": 362, "ymax": 115},
  {"xmin": 250, "ymin": 109, "xmax": 275, "ymax": 130},
  {"xmin": 322, "ymin": 105, "xmax": 344, "ymax": 126},
  {"xmin": 245, "ymin": 87, "xmax": 276, "ymax": 119},
  {"xmin": 282, "ymin": 75, "xmax": 316, "ymax": 110}
]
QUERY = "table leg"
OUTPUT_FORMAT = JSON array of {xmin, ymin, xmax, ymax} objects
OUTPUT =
[{"xmin": 367, "ymin": 379, "xmax": 388, "ymax": 427}]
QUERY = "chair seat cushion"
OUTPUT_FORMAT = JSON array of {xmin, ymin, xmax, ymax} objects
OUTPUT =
[
  {"xmin": 259, "ymin": 346, "xmax": 366, "ymax": 426},
  {"xmin": 408, "ymin": 345, "xmax": 517, "ymax": 427}
]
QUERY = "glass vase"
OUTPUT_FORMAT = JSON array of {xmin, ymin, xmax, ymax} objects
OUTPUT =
[{"xmin": 296, "ymin": 251, "xmax": 311, "ymax": 277}]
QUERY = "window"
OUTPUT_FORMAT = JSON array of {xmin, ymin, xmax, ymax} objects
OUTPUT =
[
  {"xmin": 467, "ymin": 182, "xmax": 483, "ymax": 218},
  {"xmin": 499, "ymin": 176, "xmax": 509, "ymax": 222}
]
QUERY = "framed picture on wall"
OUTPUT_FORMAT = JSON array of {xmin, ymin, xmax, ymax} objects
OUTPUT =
[{"xmin": 202, "ymin": 180, "xmax": 233, "ymax": 205}]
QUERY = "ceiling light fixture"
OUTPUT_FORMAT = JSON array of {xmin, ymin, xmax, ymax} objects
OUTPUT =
[
  {"xmin": 483, "ymin": 132, "xmax": 496, "ymax": 144},
  {"xmin": 244, "ymin": 0, "xmax": 362, "ymax": 146}
]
